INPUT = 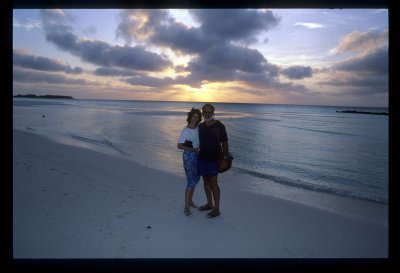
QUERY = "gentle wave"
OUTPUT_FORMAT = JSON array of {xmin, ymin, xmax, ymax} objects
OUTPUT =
[
  {"xmin": 70, "ymin": 134, "xmax": 131, "ymax": 157},
  {"xmin": 124, "ymin": 110, "xmax": 187, "ymax": 116},
  {"xmin": 13, "ymin": 99, "xmax": 69, "ymax": 107},
  {"xmin": 253, "ymin": 117, "xmax": 281, "ymax": 122},
  {"xmin": 278, "ymin": 124, "xmax": 360, "ymax": 137},
  {"xmin": 232, "ymin": 166, "xmax": 387, "ymax": 205}
]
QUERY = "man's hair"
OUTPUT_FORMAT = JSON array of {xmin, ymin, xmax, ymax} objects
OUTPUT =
[
  {"xmin": 202, "ymin": 103, "xmax": 215, "ymax": 112},
  {"xmin": 187, "ymin": 108, "xmax": 202, "ymax": 125}
]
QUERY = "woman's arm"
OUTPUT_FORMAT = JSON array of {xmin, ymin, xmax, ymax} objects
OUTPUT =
[{"xmin": 177, "ymin": 143, "xmax": 200, "ymax": 152}]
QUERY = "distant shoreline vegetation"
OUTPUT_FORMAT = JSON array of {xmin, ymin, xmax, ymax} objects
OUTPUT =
[
  {"xmin": 336, "ymin": 110, "xmax": 388, "ymax": 115},
  {"xmin": 13, "ymin": 94, "xmax": 74, "ymax": 99}
]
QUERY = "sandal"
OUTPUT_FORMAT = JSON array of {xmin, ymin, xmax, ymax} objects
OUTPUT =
[
  {"xmin": 207, "ymin": 209, "xmax": 221, "ymax": 218},
  {"xmin": 184, "ymin": 207, "xmax": 192, "ymax": 216},
  {"xmin": 198, "ymin": 204, "xmax": 214, "ymax": 211},
  {"xmin": 189, "ymin": 201, "xmax": 198, "ymax": 208}
]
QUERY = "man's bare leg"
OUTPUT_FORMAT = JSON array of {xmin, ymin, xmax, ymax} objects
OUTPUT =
[
  {"xmin": 203, "ymin": 176, "xmax": 214, "ymax": 207},
  {"xmin": 209, "ymin": 176, "xmax": 220, "ymax": 211}
]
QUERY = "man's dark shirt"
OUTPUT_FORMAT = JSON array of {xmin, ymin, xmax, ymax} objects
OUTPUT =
[{"xmin": 198, "ymin": 120, "xmax": 228, "ymax": 161}]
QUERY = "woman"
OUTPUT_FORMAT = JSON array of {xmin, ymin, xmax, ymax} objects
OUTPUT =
[{"xmin": 177, "ymin": 108, "xmax": 202, "ymax": 216}]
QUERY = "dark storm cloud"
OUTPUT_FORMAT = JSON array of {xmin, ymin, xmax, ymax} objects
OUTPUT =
[
  {"xmin": 281, "ymin": 65, "xmax": 313, "ymax": 79},
  {"xmin": 40, "ymin": 9, "xmax": 172, "ymax": 72},
  {"xmin": 13, "ymin": 67, "xmax": 86, "ymax": 85},
  {"xmin": 13, "ymin": 50, "xmax": 83, "ymax": 74},
  {"xmin": 334, "ymin": 47, "xmax": 388, "ymax": 75}
]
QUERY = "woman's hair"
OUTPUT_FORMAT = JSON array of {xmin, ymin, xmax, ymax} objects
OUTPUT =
[{"xmin": 187, "ymin": 107, "xmax": 202, "ymax": 125}]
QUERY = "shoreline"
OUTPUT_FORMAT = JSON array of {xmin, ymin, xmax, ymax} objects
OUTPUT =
[
  {"xmin": 13, "ymin": 129, "xmax": 388, "ymax": 258},
  {"xmin": 15, "ymin": 120, "xmax": 388, "ymax": 225},
  {"xmin": 12, "ymin": 99, "xmax": 388, "ymax": 210}
]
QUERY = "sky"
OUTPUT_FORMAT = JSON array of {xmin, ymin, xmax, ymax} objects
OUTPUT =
[{"xmin": 13, "ymin": 9, "xmax": 389, "ymax": 107}]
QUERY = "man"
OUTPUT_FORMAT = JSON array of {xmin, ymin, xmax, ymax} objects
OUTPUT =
[{"xmin": 197, "ymin": 103, "xmax": 229, "ymax": 218}]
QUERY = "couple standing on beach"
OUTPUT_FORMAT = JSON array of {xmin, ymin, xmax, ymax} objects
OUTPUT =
[{"xmin": 177, "ymin": 103, "xmax": 229, "ymax": 218}]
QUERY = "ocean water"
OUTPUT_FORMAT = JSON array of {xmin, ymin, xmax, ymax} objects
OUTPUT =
[{"xmin": 13, "ymin": 98, "xmax": 388, "ymax": 204}]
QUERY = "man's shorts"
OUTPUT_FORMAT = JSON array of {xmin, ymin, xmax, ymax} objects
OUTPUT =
[{"xmin": 197, "ymin": 159, "xmax": 218, "ymax": 177}]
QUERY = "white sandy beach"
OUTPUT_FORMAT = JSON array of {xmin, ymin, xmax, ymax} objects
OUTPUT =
[{"xmin": 13, "ymin": 129, "xmax": 388, "ymax": 258}]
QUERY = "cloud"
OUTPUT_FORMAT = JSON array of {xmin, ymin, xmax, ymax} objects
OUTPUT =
[
  {"xmin": 201, "ymin": 44, "xmax": 269, "ymax": 73},
  {"xmin": 124, "ymin": 75, "xmax": 174, "ymax": 88},
  {"xmin": 191, "ymin": 9, "xmax": 280, "ymax": 43},
  {"xmin": 82, "ymin": 25, "xmax": 97, "ymax": 36},
  {"xmin": 117, "ymin": 10, "xmax": 211, "ymax": 54},
  {"xmin": 151, "ymin": 22, "xmax": 212, "ymax": 54},
  {"xmin": 332, "ymin": 30, "xmax": 388, "ymax": 55},
  {"xmin": 114, "ymin": 9, "xmax": 291, "ymax": 90},
  {"xmin": 116, "ymin": 10, "xmax": 170, "ymax": 45},
  {"xmin": 281, "ymin": 65, "xmax": 313, "ymax": 79},
  {"xmin": 334, "ymin": 47, "xmax": 388, "ymax": 75},
  {"xmin": 318, "ymin": 75, "xmax": 388, "ymax": 95},
  {"xmin": 13, "ymin": 18, "xmax": 42, "ymax": 30},
  {"xmin": 38, "ymin": 9, "xmax": 315, "ymax": 97},
  {"xmin": 324, "ymin": 28, "xmax": 388, "ymax": 95},
  {"xmin": 117, "ymin": 9, "xmax": 280, "ymax": 54},
  {"xmin": 94, "ymin": 67, "xmax": 137, "ymax": 77},
  {"xmin": 174, "ymin": 43, "xmax": 281, "ymax": 88},
  {"xmin": 40, "ymin": 9, "xmax": 172, "ymax": 72},
  {"xmin": 13, "ymin": 50, "xmax": 83, "ymax": 74},
  {"xmin": 294, "ymin": 22, "xmax": 324, "ymax": 29},
  {"xmin": 13, "ymin": 67, "xmax": 86, "ymax": 85}
]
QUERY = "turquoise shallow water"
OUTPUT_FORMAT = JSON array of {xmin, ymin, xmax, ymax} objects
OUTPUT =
[{"xmin": 13, "ymin": 98, "xmax": 388, "ymax": 204}]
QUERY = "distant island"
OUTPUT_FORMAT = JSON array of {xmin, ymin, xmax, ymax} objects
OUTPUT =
[
  {"xmin": 13, "ymin": 94, "xmax": 74, "ymax": 99},
  {"xmin": 336, "ymin": 110, "xmax": 388, "ymax": 115}
]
